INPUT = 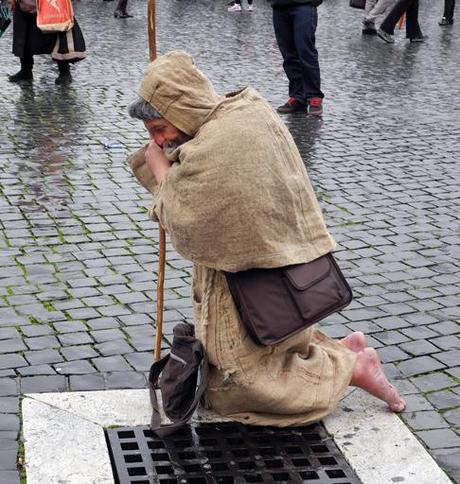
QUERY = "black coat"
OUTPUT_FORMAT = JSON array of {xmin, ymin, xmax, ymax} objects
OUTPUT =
[{"xmin": 12, "ymin": 7, "xmax": 85, "ymax": 61}]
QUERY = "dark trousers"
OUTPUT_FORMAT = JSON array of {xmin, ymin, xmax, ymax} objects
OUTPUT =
[
  {"xmin": 443, "ymin": 0, "xmax": 455, "ymax": 19},
  {"xmin": 380, "ymin": 0, "xmax": 423, "ymax": 39},
  {"xmin": 273, "ymin": 4, "xmax": 323, "ymax": 102}
]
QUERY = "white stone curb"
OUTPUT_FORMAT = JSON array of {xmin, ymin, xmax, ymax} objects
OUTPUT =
[{"xmin": 21, "ymin": 389, "xmax": 452, "ymax": 484}]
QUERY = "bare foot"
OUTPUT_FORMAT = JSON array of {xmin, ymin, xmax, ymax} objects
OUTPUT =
[
  {"xmin": 340, "ymin": 331, "xmax": 367, "ymax": 353},
  {"xmin": 350, "ymin": 347, "xmax": 406, "ymax": 412}
]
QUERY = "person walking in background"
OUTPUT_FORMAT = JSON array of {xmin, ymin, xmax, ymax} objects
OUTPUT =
[
  {"xmin": 439, "ymin": 0, "xmax": 455, "ymax": 25},
  {"xmin": 7, "ymin": 0, "xmax": 86, "ymax": 84},
  {"xmin": 268, "ymin": 0, "xmax": 323, "ymax": 115},
  {"xmin": 114, "ymin": 0, "xmax": 133, "ymax": 18},
  {"xmin": 228, "ymin": 0, "xmax": 254, "ymax": 12},
  {"xmin": 377, "ymin": 0, "xmax": 424, "ymax": 43},
  {"xmin": 362, "ymin": 0, "xmax": 397, "ymax": 35}
]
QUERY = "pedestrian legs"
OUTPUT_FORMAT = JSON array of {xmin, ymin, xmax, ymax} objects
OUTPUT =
[
  {"xmin": 405, "ymin": 0, "xmax": 422, "ymax": 39},
  {"xmin": 55, "ymin": 60, "xmax": 72, "ymax": 85},
  {"xmin": 273, "ymin": 5, "xmax": 322, "ymax": 104}
]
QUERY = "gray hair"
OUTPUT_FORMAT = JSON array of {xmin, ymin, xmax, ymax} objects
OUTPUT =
[{"xmin": 128, "ymin": 97, "xmax": 162, "ymax": 121}]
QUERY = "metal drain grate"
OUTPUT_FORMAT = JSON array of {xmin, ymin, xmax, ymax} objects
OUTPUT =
[{"xmin": 106, "ymin": 422, "xmax": 361, "ymax": 484}]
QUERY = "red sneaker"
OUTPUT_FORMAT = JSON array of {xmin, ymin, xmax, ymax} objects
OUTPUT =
[
  {"xmin": 307, "ymin": 97, "xmax": 323, "ymax": 116},
  {"xmin": 276, "ymin": 97, "xmax": 308, "ymax": 114}
]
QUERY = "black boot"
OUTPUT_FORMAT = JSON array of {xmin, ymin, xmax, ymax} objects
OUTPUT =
[
  {"xmin": 55, "ymin": 61, "xmax": 72, "ymax": 85},
  {"xmin": 8, "ymin": 57, "xmax": 33, "ymax": 83}
]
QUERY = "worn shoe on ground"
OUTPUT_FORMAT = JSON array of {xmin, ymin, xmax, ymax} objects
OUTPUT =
[
  {"xmin": 377, "ymin": 28, "xmax": 395, "ymax": 43},
  {"xmin": 247, "ymin": 4, "xmax": 253, "ymax": 10},
  {"xmin": 276, "ymin": 97, "xmax": 308, "ymax": 114},
  {"xmin": 228, "ymin": 3, "xmax": 242, "ymax": 11},
  {"xmin": 307, "ymin": 97, "xmax": 323, "ymax": 116},
  {"xmin": 55, "ymin": 71, "xmax": 72, "ymax": 85},
  {"xmin": 439, "ymin": 16, "xmax": 454, "ymax": 26},
  {"xmin": 8, "ymin": 69, "xmax": 33, "ymax": 83},
  {"xmin": 362, "ymin": 19, "xmax": 377, "ymax": 35}
]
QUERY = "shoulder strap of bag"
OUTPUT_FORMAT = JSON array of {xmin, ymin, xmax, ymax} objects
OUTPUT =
[{"xmin": 149, "ymin": 353, "xmax": 209, "ymax": 438}]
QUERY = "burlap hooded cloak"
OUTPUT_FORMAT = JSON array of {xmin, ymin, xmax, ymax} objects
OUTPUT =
[{"xmin": 129, "ymin": 51, "xmax": 356, "ymax": 426}]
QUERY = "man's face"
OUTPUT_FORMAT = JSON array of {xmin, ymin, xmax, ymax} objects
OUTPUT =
[{"xmin": 144, "ymin": 118, "xmax": 190, "ymax": 153}]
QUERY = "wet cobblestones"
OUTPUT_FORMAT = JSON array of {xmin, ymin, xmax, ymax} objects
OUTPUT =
[{"xmin": 0, "ymin": 0, "xmax": 459, "ymax": 482}]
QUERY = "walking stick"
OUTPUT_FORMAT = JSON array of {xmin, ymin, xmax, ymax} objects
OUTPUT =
[
  {"xmin": 147, "ymin": 0, "xmax": 165, "ymax": 362},
  {"xmin": 397, "ymin": 13, "xmax": 405, "ymax": 30}
]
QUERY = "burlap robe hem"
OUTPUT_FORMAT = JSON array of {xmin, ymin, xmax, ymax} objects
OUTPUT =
[{"xmin": 193, "ymin": 265, "xmax": 357, "ymax": 426}]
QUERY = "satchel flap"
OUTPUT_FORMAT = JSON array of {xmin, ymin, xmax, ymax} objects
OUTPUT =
[{"xmin": 283, "ymin": 256, "xmax": 332, "ymax": 290}]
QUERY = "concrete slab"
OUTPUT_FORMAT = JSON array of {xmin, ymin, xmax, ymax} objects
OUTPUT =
[
  {"xmin": 22, "ymin": 389, "xmax": 452, "ymax": 484},
  {"xmin": 324, "ymin": 388, "xmax": 453, "ymax": 484}
]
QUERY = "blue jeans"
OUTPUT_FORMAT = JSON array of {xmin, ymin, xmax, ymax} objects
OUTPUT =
[{"xmin": 273, "ymin": 4, "xmax": 323, "ymax": 103}]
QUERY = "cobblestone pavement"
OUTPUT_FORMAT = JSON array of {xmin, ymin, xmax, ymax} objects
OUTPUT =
[{"xmin": 0, "ymin": 0, "xmax": 459, "ymax": 482}]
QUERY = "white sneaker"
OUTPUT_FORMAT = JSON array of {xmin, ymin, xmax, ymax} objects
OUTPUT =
[
  {"xmin": 228, "ymin": 4, "xmax": 242, "ymax": 11},
  {"xmin": 248, "ymin": 4, "xmax": 253, "ymax": 10}
]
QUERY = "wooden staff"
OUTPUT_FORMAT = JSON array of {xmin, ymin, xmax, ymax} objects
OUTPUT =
[
  {"xmin": 397, "ymin": 13, "xmax": 405, "ymax": 30},
  {"xmin": 147, "ymin": 0, "xmax": 165, "ymax": 362}
]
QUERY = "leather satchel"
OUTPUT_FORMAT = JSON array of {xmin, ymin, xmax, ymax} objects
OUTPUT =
[
  {"xmin": 149, "ymin": 323, "xmax": 209, "ymax": 437},
  {"xmin": 224, "ymin": 253, "xmax": 352, "ymax": 346}
]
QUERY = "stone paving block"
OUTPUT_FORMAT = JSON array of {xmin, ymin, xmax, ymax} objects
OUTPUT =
[
  {"xmin": 0, "ymin": 355, "xmax": 27, "ymax": 370},
  {"xmin": 0, "ymin": 398, "xmax": 18, "ymax": 414},
  {"xmin": 0, "ymin": 380, "xmax": 17, "ymax": 397},
  {"xmin": 119, "ymin": 313, "xmax": 155, "ymax": 326},
  {"xmin": 124, "ymin": 352, "xmax": 153, "ymax": 372},
  {"xmin": 444, "ymin": 408, "xmax": 460, "ymax": 427},
  {"xmin": 399, "ymin": 340, "xmax": 442, "ymax": 356},
  {"xmin": 105, "ymin": 371, "xmax": 147, "ymax": 389},
  {"xmin": 24, "ymin": 349, "xmax": 64, "ymax": 366},
  {"xmin": 97, "ymin": 305, "xmax": 132, "ymax": 317},
  {"xmin": 20, "ymin": 324, "xmax": 54, "ymax": 337},
  {"xmin": 401, "ymin": 327, "xmax": 441, "ymax": 340},
  {"xmin": 53, "ymin": 320, "xmax": 87, "ymax": 333},
  {"xmin": 0, "ymin": 415, "xmax": 19, "ymax": 432},
  {"xmin": 86, "ymin": 317, "xmax": 120, "ymax": 330},
  {"xmin": 20, "ymin": 376, "xmax": 67, "ymax": 393},
  {"xmin": 92, "ymin": 355, "xmax": 132, "ymax": 372},
  {"xmin": 0, "ymin": 439, "xmax": 17, "ymax": 451},
  {"xmin": 430, "ymin": 335, "xmax": 460, "ymax": 351},
  {"xmin": 60, "ymin": 345, "xmax": 99, "ymax": 361},
  {"xmin": 66, "ymin": 307, "xmax": 101, "ymax": 320},
  {"xmin": 69, "ymin": 374, "xmax": 105, "ymax": 391},
  {"xmin": 398, "ymin": 356, "xmax": 446, "ymax": 377},
  {"xmin": 55, "ymin": 360, "xmax": 97, "ymax": 375},
  {"xmin": 0, "ymin": 470, "xmax": 19, "ymax": 484},
  {"xmin": 403, "ymin": 411, "xmax": 450, "ymax": 431},
  {"xmin": 0, "ymin": 449, "xmax": 17, "ymax": 470},
  {"xmin": 57, "ymin": 332, "xmax": 93, "ymax": 346},
  {"xmin": 426, "ymin": 390, "xmax": 460, "ymax": 411},
  {"xmin": 445, "ymin": 367, "xmax": 460, "ymax": 380},
  {"xmin": 24, "ymin": 335, "xmax": 60, "ymax": 351},
  {"xmin": 411, "ymin": 372, "xmax": 457, "ymax": 393},
  {"xmin": 0, "ymin": 339, "xmax": 27, "ymax": 354},
  {"xmin": 94, "ymin": 340, "xmax": 133, "ymax": 357},
  {"xmin": 90, "ymin": 328, "xmax": 126, "ymax": 343},
  {"xmin": 428, "ymin": 321, "xmax": 460, "ymax": 335},
  {"xmin": 372, "ymin": 330, "xmax": 410, "ymax": 346},
  {"xmin": 416, "ymin": 429, "xmax": 460, "ymax": 449},
  {"xmin": 402, "ymin": 394, "xmax": 436, "ymax": 413},
  {"xmin": 376, "ymin": 345, "xmax": 411, "ymax": 364},
  {"xmin": 0, "ymin": 328, "xmax": 20, "ymax": 340},
  {"xmin": 433, "ymin": 350, "xmax": 460, "ymax": 367},
  {"xmin": 17, "ymin": 365, "xmax": 56, "ymax": 376}
]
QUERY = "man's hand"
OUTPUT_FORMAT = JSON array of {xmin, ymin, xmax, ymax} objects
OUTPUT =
[{"xmin": 145, "ymin": 140, "xmax": 171, "ymax": 184}]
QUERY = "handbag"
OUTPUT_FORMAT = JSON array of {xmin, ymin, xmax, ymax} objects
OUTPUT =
[
  {"xmin": 224, "ymin": 253, "xmax": 352, "ymax": 346},
  {"xmin": 349, "ymin": 0, "xmax": 366, "ymax": 9},
  {"xmin": 149, "ymin": 323, "xmax": 209, "ymax": 437},
  {"xmin": 0, "ymin": 0, "xmax": 11, "ymax": 38},
  {"xmin": 36, "ymin": 0, "xmax": 73, "ymax": 32}
]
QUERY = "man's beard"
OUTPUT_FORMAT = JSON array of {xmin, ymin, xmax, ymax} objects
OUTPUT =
[{"xmin": 163, "ymin": 132, "xmax": 191, "ymax": 156}]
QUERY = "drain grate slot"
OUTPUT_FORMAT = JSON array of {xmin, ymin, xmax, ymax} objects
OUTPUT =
[{"xmin": 106, "ymin": 422, "xmax": 361, "ymax": 484}]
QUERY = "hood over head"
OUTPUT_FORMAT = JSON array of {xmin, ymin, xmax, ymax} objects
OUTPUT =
[{"xmin": 138, "ymin": 50, "xmax": 222, "ymax": 136}]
